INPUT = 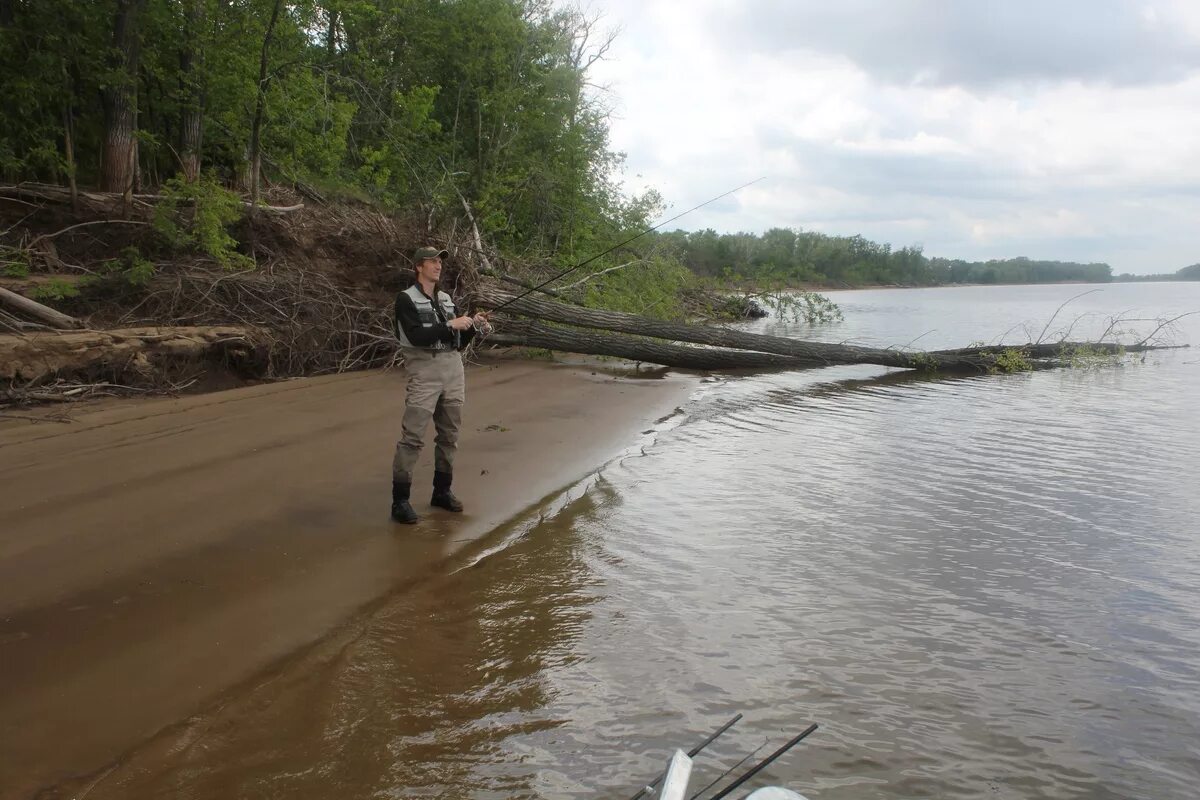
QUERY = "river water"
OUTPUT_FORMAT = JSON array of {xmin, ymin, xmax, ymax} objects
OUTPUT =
[{"xmin": 93, "ymin": 283, "xmax": 1200, "ymax": 799}]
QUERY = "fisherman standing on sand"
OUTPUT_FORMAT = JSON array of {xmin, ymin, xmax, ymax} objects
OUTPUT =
[{"xmin": 391, "ymin": 246, "xmax": 491, "ymax": 524}]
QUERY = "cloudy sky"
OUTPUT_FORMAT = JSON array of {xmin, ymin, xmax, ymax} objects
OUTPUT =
[{"xmin": 585, "ymin": 0, "xmax": 1200, "ymax": 273}]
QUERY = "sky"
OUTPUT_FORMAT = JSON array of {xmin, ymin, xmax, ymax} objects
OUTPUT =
[{"xmin": 583, "ymin": 0, "xmax": 1200, "ymax": 274}]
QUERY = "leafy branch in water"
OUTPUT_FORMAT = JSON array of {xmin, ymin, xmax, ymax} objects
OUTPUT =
[
  {"xmin": 1059, "ymin": 343, "xmax": 1127, "ymax": 369},
  {"xmin": 712, "ymin": 266, "xmax": 844, "ymax": 324},
  {"xmin": 990, "ymin": 348, "xmax": 1033, "ymax": 373},
  {"xmin": 765, "ymin": 290, "xmax": 844, "ymax": 324}
]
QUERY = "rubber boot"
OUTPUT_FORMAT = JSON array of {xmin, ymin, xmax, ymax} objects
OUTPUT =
[
  {"xmin": 391, "ymin": 480, "xmax": 419, "ymax": 524},
  {"xmin": 430, "ymin": 470, "xmax": 464, "ymax": 512}
]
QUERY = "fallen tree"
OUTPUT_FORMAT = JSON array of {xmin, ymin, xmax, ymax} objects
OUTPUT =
[
  {"xmin": 0, "ymin": 326, "xmax": 264, "ymax": 386},
  {"xmin": 489, "ymin": 320, "xmax": 823, "ymax": 370},
  {"xmin": 0, "ymin": 286, "xmax": 84, "ymax": 330},
  {"xmin": 475, "ymin": 287, "xmax": 1184, "ymax": 373}
]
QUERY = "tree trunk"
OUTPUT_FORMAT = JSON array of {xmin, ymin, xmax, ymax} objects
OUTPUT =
[
  {"xmin": 100, "ymin": 0, "xmax": 146, "ymax": 194},
  {"xmin": 0, "ymin": 0, "xmax": 14, "ymax": 27},
  {"xmin": 248, "ymin": 0, "xmax": 283, "ymax": 210},
  {"xmin": 0, "ymin": 325, "xmax": 261, "ymax": 384},
  {"xmin": 179, "ymin": 0, "xmax": 206, "ymax": 182},
  {"xmin": 325, "ymin": 7, "xmax": 338, "ymax": 55},
  {"xmin": 62, "ymin": 102, "xmax": 78, "ymax": 212},
  {"xmin": 473, "ymin": 287, "xmax": 993, "ymax": 370},
  {"xmin": 0, "ymin": 288, "xmax": 84, "ymax": 330},
  {"xmin": 490, "ymin": 320, "xmax": 821, "ymax": 371},
  {"xmin": 474, "ymin": 288, "xmax": 1171, "ymax": 373}
]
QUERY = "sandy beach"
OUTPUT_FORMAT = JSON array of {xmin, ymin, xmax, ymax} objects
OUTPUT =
[{"xmin": 0, "ymin": 357, "xmax": 694, "ymax": 798}]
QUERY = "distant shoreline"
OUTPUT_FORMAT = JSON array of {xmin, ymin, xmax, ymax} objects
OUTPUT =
[{"xmin": 782, "ymin": 278, "xmax": 1200, "ymax": 293}]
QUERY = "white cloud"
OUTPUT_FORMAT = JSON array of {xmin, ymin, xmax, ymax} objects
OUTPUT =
[{"xmin": 585, "ymin": 0, "xmax": 1200, "ymax": 272}]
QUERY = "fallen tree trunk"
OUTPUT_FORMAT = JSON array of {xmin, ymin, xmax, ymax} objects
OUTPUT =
[
  {"xmin": 0, "ymin": 325, "xmax": 264, "ymax": 384},
  {"xmin": 933, "ymin": 340, "xmax": 1167, "ymax": 358},
  {"xmin": 489, "ymin": 320, "xmax": 822, "ymax": 371},
  {"xmin": 476, "ymin": 287, "xmax": 1182, "ymax": 373},
  {"xmin": 475, "ymin": 287, "xmax": 999, "ymax": 371},
  {"xmin": 0, "ymin": 287, "xmax": 84, "ymax": 330}
]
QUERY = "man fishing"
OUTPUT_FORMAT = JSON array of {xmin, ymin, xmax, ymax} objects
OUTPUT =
[
  {"xmin": 388, "ymin": 179, "xmax": 759, "ymax": 523},
  {"xmin": 391, "ymin": 246, "xmax": 491, "ymax": 524}
]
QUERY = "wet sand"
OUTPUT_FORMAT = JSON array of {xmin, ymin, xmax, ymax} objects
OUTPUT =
[{"xmin": 0, "ymin": 358, "xmax": 693, "ymax": 798}]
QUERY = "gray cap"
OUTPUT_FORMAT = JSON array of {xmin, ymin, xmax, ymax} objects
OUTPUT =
[{"xmin": 413, "ymin": 246, "xmax": 449, "ymax": 263}]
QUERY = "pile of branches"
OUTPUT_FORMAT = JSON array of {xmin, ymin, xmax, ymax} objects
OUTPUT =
[
  {"xmin": 0, "ymin": 183, "xmax": 430, "ymax": 405},
  {"xmin": 112, "ymin": 267, "xmax": 397, "ymax": 377}
]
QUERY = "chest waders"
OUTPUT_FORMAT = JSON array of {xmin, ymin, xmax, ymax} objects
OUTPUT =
[{"xmin": 392, "ymin": 285, "xmax": 466, "ymax": 522}]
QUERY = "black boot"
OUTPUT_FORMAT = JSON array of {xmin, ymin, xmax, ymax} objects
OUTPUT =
[
  {"xmin": 431, "ymin": 470, "xmax": 464, "ymax": 512},
  {"xmin": 391, "ymin": 481, "xmax": 419, "ymax": 524}
]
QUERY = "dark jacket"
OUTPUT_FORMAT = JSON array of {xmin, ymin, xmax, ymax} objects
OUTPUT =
[{"xmin": 394, "ymin": 283, "xmax": 476, "ymax": 351}]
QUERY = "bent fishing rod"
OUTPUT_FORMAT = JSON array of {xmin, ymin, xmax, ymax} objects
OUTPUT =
[{"xmin": 487, "ymin": 177, "xmax": 766, "ymax": 315}]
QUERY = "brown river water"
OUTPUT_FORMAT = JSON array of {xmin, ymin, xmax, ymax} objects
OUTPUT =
[{"xmin": 78, "ymin": 283, "xmax": 1200, "ymax": 799}]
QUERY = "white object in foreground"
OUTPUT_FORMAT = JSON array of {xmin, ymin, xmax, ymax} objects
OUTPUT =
[
  {"xmin": 658, "ymin": 749, "xmax": 694, "ymax": 800},
  {"xmin": 746, "ymin": 789, "xmax": 810, "ymax": 800}
]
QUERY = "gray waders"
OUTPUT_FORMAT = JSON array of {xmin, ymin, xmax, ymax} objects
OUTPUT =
[{"xmin": 392, "ymin": 348, "xmax": 465, "ymax": 481}]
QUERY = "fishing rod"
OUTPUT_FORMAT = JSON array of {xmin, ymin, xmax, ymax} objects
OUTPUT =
[
  {"xmin": 687, "ymin": 738, "xmax": 771, "ymax": 800},
  {"xmin": 628, "ymin": 713, "xmax": 745, "ymax": 800},
  {"xmin": 487, "ymin": 177, "xmax": 766, "ymax": 314},
  {"xmin": 704, "ymin": 723, "xmax": 818, "ymax": 800}
]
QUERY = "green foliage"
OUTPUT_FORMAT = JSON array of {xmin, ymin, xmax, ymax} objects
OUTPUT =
[
  {"xmin": 655, "ymin": 227, "xmax": 1114, "ymax": 289},
  {"xmin": 123, "ymin": 247, "xmax": 156, "ymax": 287},
  {"xmin": 0, "ymin": 0, "xmax": 649, "ymax": 278},
  {"xmin": 29, "ymin": 278, "xmax": 80, "ymax": 301},
  {"xmin": 929, "ymin": 256, "xmax": 1113, "ymax": 285},
  {"xmin": 991, "ymin": 348, "xmax": 1034, "ymax": 374},
  {"xmin": 96, "ymin": 247, "xmax": 157, "ymax": 288},
  {"xmin": 1060, "ymin": 343, "xmax": 1126, "ymax": 369},
  {"xmin": 1114, "ymin": 263, "xmax": 1200, "ymax": 282},
  {"xmin": 695, "ymin": 260, "xmax": 843, "ymax": 323},
  {"xmin": 906, "ymin": 352, "xmax": 940, "ymax": 373},
  {"xmin": 763, "ymin": 291, "xmax": 844, "ymax": 324},
  {"xmin": 154, "ymin": 173, "xmax": 251, "ymax": 270},
  {"xmin": 580, "ymin": 257, "xmax": 697, "ymax": 320},
  {"xmin": 2, "ymin": 248, "xmax": 32, "ymax": 278}
]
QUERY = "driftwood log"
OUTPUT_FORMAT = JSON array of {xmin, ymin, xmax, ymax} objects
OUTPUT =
[
  {"xmin": 0, "ymin": 287, "xmax": 84, "ymax": 330},
  {"xmin": 0, "ymin": 326, "xmax": 263, "ymax": 384},
  {"xmin": 475, "ymin": 287, "xmax": 1180, "ymax": 373}
]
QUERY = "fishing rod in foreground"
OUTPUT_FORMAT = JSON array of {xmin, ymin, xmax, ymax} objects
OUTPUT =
[
  {"xmin": 703, "ymin": 723, "xmax": 819, "ymax": 800},
  {"xmin": 486, "ymin": 176, "xmax": 766, "ymax": 315},
  {"xmin": 627, "ymin": 713, "xmax": 745, "ymax": 800}
]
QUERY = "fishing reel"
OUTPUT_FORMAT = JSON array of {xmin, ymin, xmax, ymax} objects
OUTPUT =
[{"xmin": 470, "ymin": 311, "xmax": 493, "ymax": 336}]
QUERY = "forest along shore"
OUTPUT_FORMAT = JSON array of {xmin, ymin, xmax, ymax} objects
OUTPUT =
[{"xmin": 0, "ymin": 357, "xmax": 694, "ymax": 799}]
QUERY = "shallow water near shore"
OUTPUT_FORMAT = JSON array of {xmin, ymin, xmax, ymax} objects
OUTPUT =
[{"xmin": 82, "ymin": 283, "xmax": 1200, "ymax": 799}]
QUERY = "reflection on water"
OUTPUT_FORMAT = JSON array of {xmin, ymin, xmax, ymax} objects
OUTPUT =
[{"xmin": 85, "ymin": 284, "xmax": 1200, "ymax": 799}]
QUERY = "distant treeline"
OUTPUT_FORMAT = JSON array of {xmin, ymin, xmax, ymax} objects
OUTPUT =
[
  {"xmin": 653, "ymin": 227, "xmax": 1116, "ymax": 287},
  {"xmin": 1115, "ymin": 264, "xmax": 1200, "ymax": 282},
  {"xmin": 0, "ymin": 0, "xmax": 657, "ymax": 259}
]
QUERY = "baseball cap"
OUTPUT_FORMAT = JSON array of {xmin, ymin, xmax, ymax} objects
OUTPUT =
[{"xmin": 413, "ymin": 246, "xmax": 449, "ymax": 262}]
